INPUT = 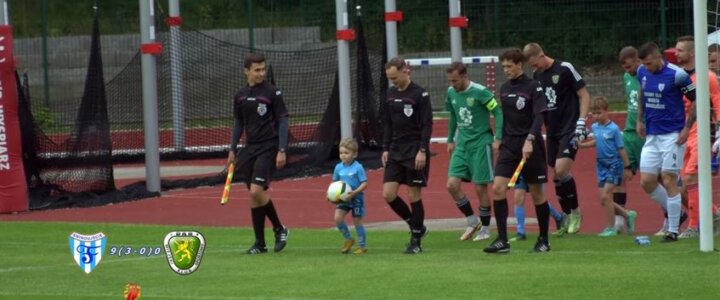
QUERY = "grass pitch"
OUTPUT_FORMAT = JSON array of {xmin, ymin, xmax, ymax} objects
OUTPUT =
[{"xmin": 1, "ymin": 221, "xmax": 718, "ymax": 299}]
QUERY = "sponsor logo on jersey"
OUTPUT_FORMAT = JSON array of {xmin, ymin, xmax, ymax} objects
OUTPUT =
[
  {"xmin": 458, "ymin": 107, "xmax": 472, "ymax": 126},
  {"xmin": 545, "ymin": 87, "xmax": 557, "ymax": 109}
]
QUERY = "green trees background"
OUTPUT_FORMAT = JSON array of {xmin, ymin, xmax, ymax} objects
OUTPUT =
[{"xmin": 10, "ymin": 0, "xmax": 693, "ymax": 67}]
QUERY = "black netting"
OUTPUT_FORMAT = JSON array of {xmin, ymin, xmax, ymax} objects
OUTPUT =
[
  {"xmin": 21, "ymin": 12, "xmax": 386, "ymax": 209},
  {"xmin": 20, "ymin": 14, "xmax": 158, "ymax": 210}
]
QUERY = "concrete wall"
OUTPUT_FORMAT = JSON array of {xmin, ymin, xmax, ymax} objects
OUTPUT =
[{"xmin": 15, "ymin": 27, "xmax": 327, "ymax": 112}]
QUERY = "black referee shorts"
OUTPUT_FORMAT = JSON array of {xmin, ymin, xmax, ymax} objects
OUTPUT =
[
  {"xmin": 383, "ymin": 143, "xmax": 429, "ymax": 187},
  {"xmin": 235, "ymin": 140, "xmax": 277, "ymax": 190},
  {"xmin": 546, "ymin": 132, "xmax": 577, "ymax": 167},
  {"xmin": 495, "ymin": 135, "xmax": 547, "ymax": 184}
]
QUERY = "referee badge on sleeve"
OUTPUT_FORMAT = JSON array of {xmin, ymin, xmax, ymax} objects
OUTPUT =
[
  {"xmin": 516, "ymin": 96, "xmax": 526, "ymax": 110},
  {"xmin": 403, "ymin": 104, "xmax": 414, "ymax": 117},
  {"xmin": 257, "ymin": 103, "xmax": 267, "ymax": 116}
]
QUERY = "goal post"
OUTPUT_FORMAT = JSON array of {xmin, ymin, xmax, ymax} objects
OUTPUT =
[{"xmin": 693, "ymin": 0, "xmax": 713, "ymax": 252}]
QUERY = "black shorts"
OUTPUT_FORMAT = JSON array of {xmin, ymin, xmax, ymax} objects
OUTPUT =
[
  {"xmin": 235, "ymin": 140, "xmax": 277, "ymax": 189},
  {"xmin": 383, "ymin": 143, "xmax": 429, "ymax": 187},
  {"xmin": 495, "ymin": 135, "xmax": 547, "ymax": 184},
  {"xmin": 546, "ymin": 132, "xmax": 577, "ymax": 167}
]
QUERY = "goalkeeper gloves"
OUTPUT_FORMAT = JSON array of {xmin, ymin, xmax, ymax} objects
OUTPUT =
[{"xmin": 575, "ymin": 117, "xmax": 588, "ymax": 142}]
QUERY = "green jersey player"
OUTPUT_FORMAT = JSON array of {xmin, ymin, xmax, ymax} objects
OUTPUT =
[{"xmin": 444, "ymin": 62, "xmax": 503, "ymax": 242}]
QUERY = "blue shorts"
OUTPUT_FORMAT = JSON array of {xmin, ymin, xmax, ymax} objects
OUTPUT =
[
  {"xmin": 337, "ymin": 195, "xmax": 365, "ymax": 218},
  {"xmin": 514, "ymin": 176, "xmax": 544, "ymax": 192},
  {"xmin": 597, "ymin": 158, "xmax": 623, "ymax": 187}
]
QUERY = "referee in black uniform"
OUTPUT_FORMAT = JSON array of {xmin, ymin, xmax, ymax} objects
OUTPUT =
[
  {"xmin": 484, "ymin": 48, "xmax": 551, "ymax": 253},
  {"xmin": 382, "ymin": 57, "xmax": 433, "ymax": 254},
  {"xmin": 523, "ymin": 43, "xmax": 590, "ymax": 236},
  {"xmin": 228, "ymin": 53, "xmax": 290, "ymax": 254}
]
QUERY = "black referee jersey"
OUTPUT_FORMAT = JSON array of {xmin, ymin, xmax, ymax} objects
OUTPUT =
[
  {"xmin": 383, "ymin": 81, "xmax": 433, "ymax": 157},
  {"xmin": 533, "ymin": 60, "xmax": 586, "ymax": 137},
  {"xmin": 233, "ymin": 81, "xmax": 289, "ymax": 145},
  {"xmin": 500, "ymin": 74, "xmax": 547, "ymax": 138}
]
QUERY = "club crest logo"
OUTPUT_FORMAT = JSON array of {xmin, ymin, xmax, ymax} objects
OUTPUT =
[
  {"xmin": 516, "ymin": 96, "xmax": 526, "ymax": 110},
  {"xmin": 466, "ymin": 97, "xmax": 475, "ymax": 107},
  {"xmin": 403, "ymin": 104, "xmax": 413, "ymax": 117},
  {"xmin": 164, "ymin": 231, "xmax": 206, "ymax": 275},
  {"xmin": 257, "ymin": 103, "xmax": 267, "ymax": 116},
  {"xmin": 69, "ymin": 232, "xmax": 106, "ymax": 274},
  {"xmin": 658, "ymin": 83, "xmax": 665, "ymax": 92},
  {"xmin": 552, "ymin": 75, "xmax": 560, "ymax": 84}
]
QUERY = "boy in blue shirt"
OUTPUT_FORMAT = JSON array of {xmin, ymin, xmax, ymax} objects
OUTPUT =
[
  {"xmin": 332, "ymin": 138, "xmax": 369, "ymax": 254},
  {"xmin": 579, "ymin": 97, "xmax": 638, "ymax": 236}
]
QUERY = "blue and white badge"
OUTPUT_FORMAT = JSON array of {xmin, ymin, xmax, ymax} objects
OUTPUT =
[{"xmin": 69, "ymin": 232, "xmax": 106, "ymax": 274}]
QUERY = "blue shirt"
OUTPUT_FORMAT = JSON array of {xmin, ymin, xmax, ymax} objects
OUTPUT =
[
  {"xmin": 591, "ymin": 120, "xmax": 624, "ymax": 160},
  {"xmin": 637, "ymin": 61, "xmax": 695, "ymax": 135},
  {"xmin": 332, "ymin": 160, "xmax": 368, "ymax": 200}
]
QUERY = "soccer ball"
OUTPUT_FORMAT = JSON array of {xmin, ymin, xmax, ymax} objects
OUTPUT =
[{"xmin": 327, "ymin": 181, "xmax": 351, "ymax": 203}]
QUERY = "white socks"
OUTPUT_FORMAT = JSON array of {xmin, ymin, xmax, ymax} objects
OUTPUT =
[
  {"xmin": 667, "ymin": 193, "xmax": 682, "ymax": 234},
  {"xmin": 649, "ymin": 185, "xmax": 669, "ymax": 210},
  {"xmin": 614, "ymin": 215, "xmax": 625, "ymax": 231}
]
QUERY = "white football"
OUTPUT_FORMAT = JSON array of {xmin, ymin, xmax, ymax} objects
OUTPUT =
[{"xmin": 327, "ymin": 181, "xmax": 351, "ymax": 203}]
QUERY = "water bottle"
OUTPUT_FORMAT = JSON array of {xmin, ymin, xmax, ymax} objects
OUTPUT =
[{"xmin": 634, "ymin": 236, "xmax": 651, "ymax": 246}]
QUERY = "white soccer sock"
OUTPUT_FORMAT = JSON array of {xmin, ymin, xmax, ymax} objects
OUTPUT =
[
  {"xmin": 649, "ymin": 185, "xmax": 668, "ymax": 210},
  {"xmin": 466, "ymin": 215, "xmax": 479, "ymax": 227},
  {"xmin": 667, "ymin": 193, "xmax": 682, "ymax": 234},
  {"xmin": 614, "ymin": 215, "xmax": 625, "ymax": 231}
]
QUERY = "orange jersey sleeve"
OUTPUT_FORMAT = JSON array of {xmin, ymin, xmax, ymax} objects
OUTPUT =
[
  {"xmin": 709, "ymin": 71, "xmax": 720, "ymax": 121},
  {"xmin": 684, "ymin": 70, "xmax": 720, "ymax": 120}
]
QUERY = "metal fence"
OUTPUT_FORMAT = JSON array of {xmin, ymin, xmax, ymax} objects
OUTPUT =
[{"xmin": 10, "ymin": 0, "xmax": 697, "ymax": 112}]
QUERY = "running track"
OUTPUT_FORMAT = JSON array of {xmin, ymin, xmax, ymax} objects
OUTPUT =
[{"xmin": 2, "ymin": 114, "xmax": 719, "ymax": 235}]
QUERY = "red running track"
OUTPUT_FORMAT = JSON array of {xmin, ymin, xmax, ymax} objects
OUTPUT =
[{"xmin": 3, "ymin": 114, "xmax": 719, "ymax": 235}]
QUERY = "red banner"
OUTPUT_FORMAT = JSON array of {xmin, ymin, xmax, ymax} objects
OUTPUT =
[{"xmin": 0, "ymin": 25, "xmax": 28, "ymax": 213}]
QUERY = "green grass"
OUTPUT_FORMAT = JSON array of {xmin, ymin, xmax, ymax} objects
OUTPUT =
[{"xmin": 1, "ymin": 221, "xmax": 718, "ymax": 299}]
